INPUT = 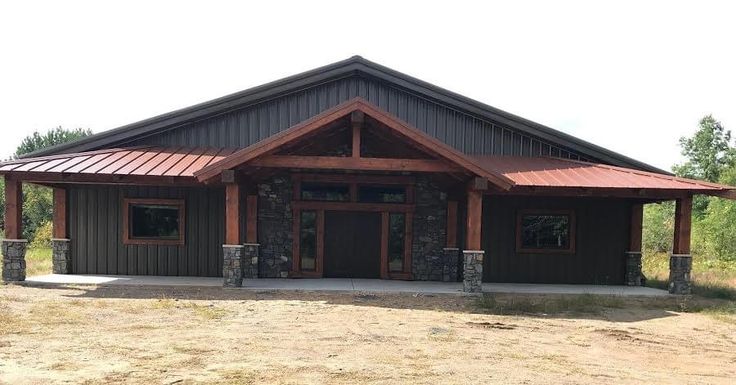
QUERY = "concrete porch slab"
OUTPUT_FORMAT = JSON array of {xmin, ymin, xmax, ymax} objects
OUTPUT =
[{"xmin": 24, "ymin": 274, "xmax": 669, "ymax": 296}]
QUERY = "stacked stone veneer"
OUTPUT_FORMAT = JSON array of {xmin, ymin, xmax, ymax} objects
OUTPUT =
[
  {"xmin": 2, "ymin": 239, "xmax": 27, "ymax": 282},
  {"xmin": 669, "ymin": 254, "xmax": 692, "ymax": 294},
  {"xmin": 258, "ymin": 176, "xmax": 293, "ymax": 278},
  {"xmin": 624, "ymin": 251, "xmax": 643, "ymax": 286},
  {"xmin": 242, "ymin": 243, "xmax": 260, "ymax": 279},
  {"xmin": 52, "ymin": 239, "xmax": 72, "ymax": 274},
  {"xmin": 222, "ymin": 245, "xmax": 244, "ymax": 287},
  {"xmin": 252, "ymin": 175, "xmax": 458, "ymax": 281},
  {"xmin": 463, "ymin": 251, "xmax": 484, "ymax": 293},
  {"xmin": 411, "ymin": 177, "xmax": 449, "ymax": 281}
]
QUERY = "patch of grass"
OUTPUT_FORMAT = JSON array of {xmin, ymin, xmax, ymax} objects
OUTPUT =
[
  {"xmin": 475, "ymin": 294, "xmax": 624, "ymax": 315},
  {"xmin": 700, "ymin": 302, "xmax": 736, "ymax": 324},
  {"xmin": 189, "ymin": 303, "xmax": 228, "ymax": 320},
  {"xmin": 643, "ymin": 252, "xmax": 736, "ymax": 300},
  {"xmin": 25, "ymin": 247, "xmax": 52, "ymax": 276}
]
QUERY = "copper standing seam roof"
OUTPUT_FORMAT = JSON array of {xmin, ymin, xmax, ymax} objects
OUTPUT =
[
  {"xmin": 0, "ymin": 147, "xmax": 237, "ymax": 177},
  {"xmin": 0, "ymin": 147, "xmax": 734, "ymax": 197},
  {"xmin": 470, "ymin": 155, "xmax": 734, "ymax": 193}
]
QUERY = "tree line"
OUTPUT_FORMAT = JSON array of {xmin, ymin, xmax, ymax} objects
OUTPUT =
[{"xmin": 644, "ymin": 116, "xmax": 736, "ymax": 262}]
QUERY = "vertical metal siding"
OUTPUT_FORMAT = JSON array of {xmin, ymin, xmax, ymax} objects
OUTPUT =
[
  {"xmin": 69, "ymin": 185, "xmax": 225, "ymax": 277},
  {"xmin": 126, "ymin": 75, "xmax": 590, "ymax": 162},
  {"xmin": 482, "ymin": 196, "xmax": 629, "ymax": 284}
]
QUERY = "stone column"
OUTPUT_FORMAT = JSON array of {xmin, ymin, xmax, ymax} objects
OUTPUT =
[
  {"xmin": 624, "ymin": 251, "xmax": 643, "ymax": 286},
  {"xmin": 462, "ymin": 250, "xmax": 484, "ymax": 293},
  {"xmin": 442, "ymin": 247, "xmax": 459, "ymax": 282},
  {"xmin": 52, "ymin": 238, "xmax": 72, "ymax": 274},
  {"xmin": 2, "ymin": 239, "xmax": 27, "ymax": 282},
  {"xmin": 222, "ymin": 245, "xmax": 244, "ymax": 287},
  {"xmin": 669, "ymin": 254, "xmax": 692, "ymax": 294},
  {"xmin": 242, "ymin": 243, "xmax": 260, "ymax": 279}
]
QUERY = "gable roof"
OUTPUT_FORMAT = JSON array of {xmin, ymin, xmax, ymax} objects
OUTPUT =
[
  {"xmin": 24, "ymin": 56, "xmax": 666, "ymax": 174},
  {"xmin": 194, "ymin": 98, "xmax": 516, "ymax": 189}
]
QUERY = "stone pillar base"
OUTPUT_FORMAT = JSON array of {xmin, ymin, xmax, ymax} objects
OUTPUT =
[
  {"xmin": 52, "ymin": 239, "xmax": 72, "ymax": 274},
  {"xmin": 462, "ymin": 250, "xmax": 484, "ymax": 293},
  {"xmin": 2, "ymin": 239, "xmax": 28, "ymax": 282},
  {"xmin": 242, "ymin": 243, "xmax": 260, "ymax": 279},
  {"xmin": 669, "ymin": 254, "xmax": 692, "ymax": 294},
  {"xmin": 442, "ymin": 248, "xmax": 459, "ymax": 282},
  {"xmin": 624, "ymin": 251, "xmax": 643, "ymax": 286},
  {"xmin": 223, "ymin": 245, "xmax": 244, "ymax": 287}
]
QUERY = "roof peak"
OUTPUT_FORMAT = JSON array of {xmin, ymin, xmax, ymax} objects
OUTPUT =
[{"xmin": 21, "ymin": 56, "xmax": 666, "ymax": 174}]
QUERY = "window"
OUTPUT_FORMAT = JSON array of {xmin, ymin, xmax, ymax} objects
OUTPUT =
[
  {"xmin": 123, "ymin": 199, "xmax": 185, "ymax": 245},
  {"xmin": 358, "ymin": 186, "xmax": 406, "ymax": 203},
  {"xmin": 300, "ymin": 183, "xmax": 350, "ymax": 201},
  {"xmin": 300, "ymin": 211, "xmax": 317, "ymax": 271},
  {"xmin": 388, "ymin": 213, "xmax": 406, "ymax": 272},
  {"xmin": 516, "ymin": 210, "xmax": 575, "ymax": 253}
]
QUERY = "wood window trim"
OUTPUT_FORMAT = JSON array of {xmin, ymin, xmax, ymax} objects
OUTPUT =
[
  {"xmin": 515, "ymin": 209, "xmax": 576, "ymax": 254},
  {"xmin": 122, "ymin": 198, "xmax": 185, "ymax": 246}
]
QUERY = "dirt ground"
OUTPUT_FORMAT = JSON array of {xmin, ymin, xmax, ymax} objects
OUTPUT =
[{"xmin": 0, "ymin": 285, "xmax": 734, "ymax": 385}]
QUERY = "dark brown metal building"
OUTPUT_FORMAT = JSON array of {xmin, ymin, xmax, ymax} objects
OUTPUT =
[{"xmin": 2, "ymin": 56, "xmax": 734, "ymax": 293}]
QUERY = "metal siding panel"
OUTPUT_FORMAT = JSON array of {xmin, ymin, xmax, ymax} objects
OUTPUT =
[{"xmin": 124, "ymin": 76, "xmax": 590, "ymax": 161}]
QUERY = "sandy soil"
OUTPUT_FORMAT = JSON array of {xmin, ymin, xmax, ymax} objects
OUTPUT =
[{"xmin": 0, "ymin": 284, "xmax": 734, "ymax": 385}]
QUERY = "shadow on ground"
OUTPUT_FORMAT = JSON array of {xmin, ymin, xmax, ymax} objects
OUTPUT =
[{"xmin": 10, "ymin": 282, "xmax": 708, "ymax": 323}]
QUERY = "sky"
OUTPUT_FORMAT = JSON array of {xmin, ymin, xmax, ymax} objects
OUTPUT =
[{"xmin": 0, "ymin": 0, "xmax": 734, "ymax": 170}]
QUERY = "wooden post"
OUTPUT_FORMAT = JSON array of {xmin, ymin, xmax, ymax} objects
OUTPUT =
[
  {"xmin": 446, "ymin": 201, "xmax": 458, "ymax": 248},
  {"xmin": 246, "ymin": 195, "xmax": 258, "ymax": 243},
  {"xmin": 52, "ymin": 188, "xmax": 67, "ymax": 239},
  {"xmin": 225, "ymin": 183, "xmax": 240, "ymax": 245},
  {"xmin": 351, "ymin": 110, "xmax": 364, "ymax": 158},
  {"xmin": 629, "ymin": 203, "xmax": 643, "ymax": 252},
  {"xmin": 465, "ymin": 188, "xmax": 482, "ymax": 250},
  {"xmin": 4, "ymin": 176, "xmax": 22, "ymax": 239},
  {"xmin": 673, "ymin": 197, "xmax": 692, "ymax": 254}
]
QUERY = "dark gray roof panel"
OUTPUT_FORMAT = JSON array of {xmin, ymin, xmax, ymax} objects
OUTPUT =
[{"xmin": 25, "ymin": 56, "xmax": 665, "ymax": 173}]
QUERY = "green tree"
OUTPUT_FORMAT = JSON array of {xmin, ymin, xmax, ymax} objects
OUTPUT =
[
  {"xmin": 1, "ymin": 127, "xmax": 92, "ymax": 241},
  {"xmin": 673, "ymin": 115, "xmax": 735, "ymax": 182},
  {"xmin": 673, "ymin": 115, "xmax": 736, "ymax": 218},
  {"xmin": 14, "ymin": 126, "xmax": 92, "ymax": 158}
]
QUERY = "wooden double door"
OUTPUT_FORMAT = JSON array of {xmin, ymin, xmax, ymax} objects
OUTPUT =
[{"xmin": 323, "ymin": 211, "xmax": 382, "ymax": 278}]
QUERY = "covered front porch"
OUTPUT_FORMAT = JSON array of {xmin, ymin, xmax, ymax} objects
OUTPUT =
[
  {"xmin": 2, "ymin": 98, "xmax": 735, "ymax": 295},
  {"xmin": 25, "ymin": 274, "xmax": 669, "ymax": 296}
]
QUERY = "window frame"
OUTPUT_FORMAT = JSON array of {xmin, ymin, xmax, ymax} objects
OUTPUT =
[
  {"xmin": 122, "ymin": 198, "xmax": 186, "ymax": 246},
  {"xmin": 515, "ymin": 209, "xmax": 576, "ymax": 254}
]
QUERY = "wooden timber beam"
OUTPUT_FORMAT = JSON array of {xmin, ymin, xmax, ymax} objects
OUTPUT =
[
  {"xmin": 4, "ymin": 176, "xmax": 22, "ymax": 239},
  {"xmin": 1, "ymin": 171, "xmax": 200, "ymax": 186},
  {"xmin": 489, "ymin": 186, "xmax": 693, "ymax": 200},
  {"xmin": 246, "ymin": 195, "xmax": 258, "ymax": 243},
  {"xmin": 465, "ymin": 186, "xmax": 483, "ymax": 250},
  {"xmin": 351, "ymin": 110, "xmax": 364, "ymax": 158},
  {"xmin": 250, "ymin": 155, "xmax": 463, "ymax": 173},
  {"xmin": 629, "ymin": 203, "xmax": 643, "ymax": 252},
  {"xmin": 52, "ymin": 188, "xmax": 68, "ymax": 239},
  {"xmin": 447, "ymin": 200, "xmax": 458, "ymax": 248},
  {"xmin": 225, "ymin": 183, "xmax": 240, "ymax": 245},
  {"xmin": 673, "ymin": 196, "xmax": 693, "ymax": 255}
]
